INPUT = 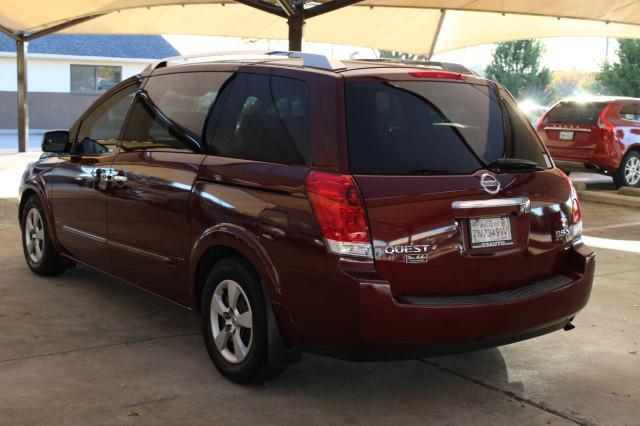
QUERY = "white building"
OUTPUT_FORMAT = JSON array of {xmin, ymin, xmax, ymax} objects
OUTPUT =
[{"xmin": 0, "ymin": 34, "xmax": 178, "ymax": 134}]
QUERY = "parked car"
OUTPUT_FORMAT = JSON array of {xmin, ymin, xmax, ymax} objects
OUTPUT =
[
  {"xmin": 537, "ymin": 96, "xmax": 640, "ymax": 187},
  {"xmin": 19, "ymin": 52, "xmax": 595, "ymax": 384}
]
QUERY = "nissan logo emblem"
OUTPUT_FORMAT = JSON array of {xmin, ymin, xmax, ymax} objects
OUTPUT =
[{"xmin": 480, "ymin": 173, "xmax": 501, "ymax": 195}]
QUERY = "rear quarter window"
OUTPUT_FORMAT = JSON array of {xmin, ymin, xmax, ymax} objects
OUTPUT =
[
  {"xmin": 208, "ymin": 73, "xmax": 310, "ymax": 166},
  {"xmin": 619, "ymin": 104, "xmax": 640, "ymax": 122}
]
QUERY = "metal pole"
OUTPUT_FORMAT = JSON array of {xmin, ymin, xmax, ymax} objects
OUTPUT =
[
  {"xmin": 288, "ymin": 5, "xmax": 305, "ymax": 51},
  {"xmin": 427, "ymin": 9, "xmax": 447, "ymax": 60},
  {"xmin": 16, "ymin": 36, "xmax": 28, "ymax": 153}
]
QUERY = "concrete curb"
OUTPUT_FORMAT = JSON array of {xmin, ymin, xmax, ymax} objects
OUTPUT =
[
  {"xmin": 617, "ymin": 187, "xmax": 640, "ymax": 197},
  {"xmin": 577, "ymin": 190, "xmax": 640, "ymax": 209}
]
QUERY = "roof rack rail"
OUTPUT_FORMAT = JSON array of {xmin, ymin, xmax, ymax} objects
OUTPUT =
[
  {"xmin": 267, "ymin": 51, "xmax": 347, "ymax": 71},
  {"xmin": 144, "ymin": 50, "xmax": 346, "ymax": 73},
  {"xmin": 357, "ymin": 59, "xmax": 478, "ymax": 76}
]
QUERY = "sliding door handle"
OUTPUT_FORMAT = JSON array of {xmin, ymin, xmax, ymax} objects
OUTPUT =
[
  {"xmin": 113, "ymin": 174, "xmax": 128, "ymax": 184},
  {"xmin": 93, "ymin": 168, "xmax": 109, "ymax": 181}
]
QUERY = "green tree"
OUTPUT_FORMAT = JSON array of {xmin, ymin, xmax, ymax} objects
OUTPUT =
[
  {"xmin": 596, "ymin": 39, "xmax": 640, "ymax": 97},
  {"xmin": 485, "ymin": 40, "xmax": 552, "ymax": 103}
]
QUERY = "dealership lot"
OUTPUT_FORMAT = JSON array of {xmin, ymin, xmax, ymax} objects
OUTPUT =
[{"xmin": 0, "ymin": 191, "xmax": 638, "ymax": 425}]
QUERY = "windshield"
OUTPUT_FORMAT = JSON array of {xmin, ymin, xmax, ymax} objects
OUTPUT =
[{"xmin": 345, "ymin": 81, "xmax": 548, "ymax": 175}]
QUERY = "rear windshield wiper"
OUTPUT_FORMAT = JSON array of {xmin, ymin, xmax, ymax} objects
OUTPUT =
[{"xmin": 488, "ymin": 158, "xmax": 545, "ymax": 173}]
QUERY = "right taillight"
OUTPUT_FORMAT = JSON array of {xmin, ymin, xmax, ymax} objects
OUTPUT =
[{"xmin": 305, "ymin": 171, "xmax": 373, "ymax": 259}]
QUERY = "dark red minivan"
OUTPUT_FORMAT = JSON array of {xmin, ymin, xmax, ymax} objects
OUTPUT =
[
  {"xmin": 537, "ymin": 96, "xmax": 640, "ymax": 187},
  {"xmin": 19, "ymin": 52, "xmax": 595, "ymax": 384}
]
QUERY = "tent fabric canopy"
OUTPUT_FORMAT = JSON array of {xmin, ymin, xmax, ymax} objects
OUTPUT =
[{"xmin": 2, "ymin": 1, "xmax": 640, "ymax": 55}]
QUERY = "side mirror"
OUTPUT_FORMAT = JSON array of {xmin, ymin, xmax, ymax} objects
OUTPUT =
[{"xmin": 42, "ymin": 130, "xmax": 70, "ymax": 153}]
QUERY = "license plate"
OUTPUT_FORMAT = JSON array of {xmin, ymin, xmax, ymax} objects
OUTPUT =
[
  {"xmin": 469, "ymin": 216, "xmax": 514, "ymax": 249},
  {"xmin": 558, "ymin": 131, "xmax": 574, "ymax": 141}
]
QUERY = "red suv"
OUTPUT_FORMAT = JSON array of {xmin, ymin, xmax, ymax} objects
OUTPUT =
[
  {"xmin": 19, "ymin": 52, "xmax": 595, "ymax": 384},
  {"xmin": 537, "ymin": 97, "xmax": 640, "ymax": 187}
]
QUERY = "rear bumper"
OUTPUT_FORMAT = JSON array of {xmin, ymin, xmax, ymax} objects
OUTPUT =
[
  {"xmin": 553, "ymin": 160, "xmax": 607, "ymax": 174},
  {"xmin": 298, "ymin": 244, "xmax": 595, "ymax": 361},
  {"xmin": 548, "ymin": 147, "xmax": 620, "ymax": 172}
]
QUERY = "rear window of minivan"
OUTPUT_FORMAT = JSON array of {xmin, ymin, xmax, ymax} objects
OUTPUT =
[
  {"xmin": 546, "ymin": 101, "xmax": 607, "ymax": 125},
  {"xmin": 345, "ymin": 80, "xmax": 547, "ymax": 175}
]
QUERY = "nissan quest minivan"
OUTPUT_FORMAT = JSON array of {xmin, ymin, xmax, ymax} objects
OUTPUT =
[{"xmin": 19, "ymin": 52, "xmax": 595, "ymax": 384}]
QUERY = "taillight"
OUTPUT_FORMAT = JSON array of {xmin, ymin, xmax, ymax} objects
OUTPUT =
[
  {"xmin": 563, "ymin": 173, "xmax": 583, "ymax": 244},
  {"xmin": 305, "ymin": 171, "xmax": 373, "ymax": 259},
  {"xmin": 409, "ymin": 70, "xmax": 465, "ymax": 80},
  {"xmin": 597, "ymin": 104, "xmax": 614, "ymax": 136},
  {"xmin": 535, "ymin": 114, "xmax": 546, "ymax": 131}
]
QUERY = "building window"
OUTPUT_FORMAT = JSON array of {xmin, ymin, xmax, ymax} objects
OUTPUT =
[{"xmin": 70, "ymin": 65, "xmax": 122, "ymax": 93}]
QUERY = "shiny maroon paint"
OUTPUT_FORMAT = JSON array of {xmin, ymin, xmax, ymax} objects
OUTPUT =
[
  {"xmin": 20, "ymin": 60, "xmax": 596, "ymax": 360},
  {"xmin": 538, "ymin": 99, "xmax": 640, "ymax": 172}
]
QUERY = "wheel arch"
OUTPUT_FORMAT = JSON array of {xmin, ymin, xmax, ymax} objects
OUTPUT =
[
  {"xmin": 190, "ymin": 226, "xmax": 301, "ymax": 367},
  {"xmin": 625, "ymin": 144, "xmax": 640, "ymax": 155},
  {"xmin": 18, "ymin": 185, "xmax": 61, "ymax": 252},
  {"xmin": 189, "ymin": 223, "xmax": 283, "ymax": 313},
  {"xmin": 19, "ymin": 187, "xmax": 39, "ymax": 222},
  {"xmin": 614, "ymin": 146, "xmax": 640, "ymax": 187}
]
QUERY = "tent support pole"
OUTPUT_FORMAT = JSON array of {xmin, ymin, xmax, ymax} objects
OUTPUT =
[
  {"xmin": 427, "ymin": 9, "xmax": 447, "ymax": 59},
  {"xmin": 9, "ymin": 13, "xmax": 106, "ymax": 152},
  {"xmin": 284, "ymin": 0, "xmax": 365, "ymax": 51},
  {"xmin": 288, "ymin": 4, "xmax": 305, "ymax": 51},
  {"xmin": 24, "ymin": 14, "xmax": 108, "ymax": 41},
  {"xmin": 17, "ymin": 36, "xmax": 28, "ymax": 153},
  {"xmin": 0, "ymin": 23, "xmax": 18, "ymax": 40}
]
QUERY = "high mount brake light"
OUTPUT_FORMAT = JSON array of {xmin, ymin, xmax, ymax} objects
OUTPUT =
[
  {"xmin": 305, "ymin": 171, "xmax": 373, "ymax": 259},
  {"xmin": 409, "ymin": 71, "xmax": 466, "ymax": 80}
]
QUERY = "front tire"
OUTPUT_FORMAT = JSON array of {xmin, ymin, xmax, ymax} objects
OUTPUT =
[
  {"xmin": 613, "ymin": 151, "xmax": 640, "ymax": 188},
  {"xmin": 21, "ymin": 195, "xmax": 68, "ymax": 276},
  {"xmin": 201, "ymin": 257, "xmax": 281, "ymax": 384}
]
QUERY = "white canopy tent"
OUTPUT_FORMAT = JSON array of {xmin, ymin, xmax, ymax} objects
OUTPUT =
[{"xmin": 3, "ymin": 0, "xmax": 640, "ymax": 151}]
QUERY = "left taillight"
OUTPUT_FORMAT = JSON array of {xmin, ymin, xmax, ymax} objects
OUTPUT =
[
  {"xmin": 305, "ymin": 171, "xmax": 373, "ymax": 259},
  {"xmin": 563, "ymin": 173, "xmax": 583, "ymax": 244}
]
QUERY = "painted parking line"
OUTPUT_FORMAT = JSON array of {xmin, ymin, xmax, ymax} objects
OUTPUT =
[
  {"xmin": 584, "ymin": 221, "xmax": 640, "ymax": 233},
  {"xmin": 582, "ymin": 235, "xmax": 640, "ymax": 254}
]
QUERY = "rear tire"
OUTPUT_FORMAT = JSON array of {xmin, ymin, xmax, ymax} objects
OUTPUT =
[
  {"xmin": 201, "ymin": 257, "xmax": 282, "ymax": 384},
  {"xmin": 613, "ymin": 151, "xmax": 640, "ymax": 188},
  {"xmin": 20, "ymin": 195, "xmax": 69, "ymax": 276}
]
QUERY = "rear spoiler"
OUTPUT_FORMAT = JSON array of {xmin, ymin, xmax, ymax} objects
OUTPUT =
[{"xmin": 356, "ymin": 59, "xmax": 478, "ymax": 76}]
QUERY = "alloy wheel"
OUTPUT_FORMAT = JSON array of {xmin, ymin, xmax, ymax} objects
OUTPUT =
[
  {"xmin": 210, "ymin": 279, "xmax": 253, "ymax": 364},
  {"xmin": 24, "ymin": 208, "xmax": 45, "ymax": 264},
  {"xmin": 624, "ymin": 156, "xmax": 640, "ymax": 186}
]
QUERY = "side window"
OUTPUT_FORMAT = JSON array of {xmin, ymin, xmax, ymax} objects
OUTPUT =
[
  {"xmin": 120, "ymin": 96, "xmax": 197, "ymax": 153},
  {"xmin": 144, "ymin": 72, "xmax": 232, "ymax": 138},
  {"xmin": 209, "ymin": 73, "xmax": 310, "ymax": 165},
  {"xmin": 75, "ymin": 84, "xmax": 138, "ymax": 155},
  {"xmin": 619, "ymin": 104, "xmax": 640, "ymax": 122}
]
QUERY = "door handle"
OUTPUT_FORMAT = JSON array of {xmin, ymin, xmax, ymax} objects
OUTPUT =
[
  {"xmin": 113, "ymin": 173, "xmax": 128, "ymax": 184},
  {"xmin": 93, "ymin": 168, "xmax": 109, "ymax": 182}
]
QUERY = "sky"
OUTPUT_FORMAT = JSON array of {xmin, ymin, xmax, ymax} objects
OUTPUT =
[{"xmin": 164, "ymin": 35, "xmax": 620, "ymax": 74}]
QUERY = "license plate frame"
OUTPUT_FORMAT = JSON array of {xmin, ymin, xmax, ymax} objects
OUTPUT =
[
  {"xmin": 468, "ymin": 216, "xmax": 515, "ymax": 249},
  {"xmin": 558, "ymin": 131, "xmax": 575, "ymax": 141}
]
